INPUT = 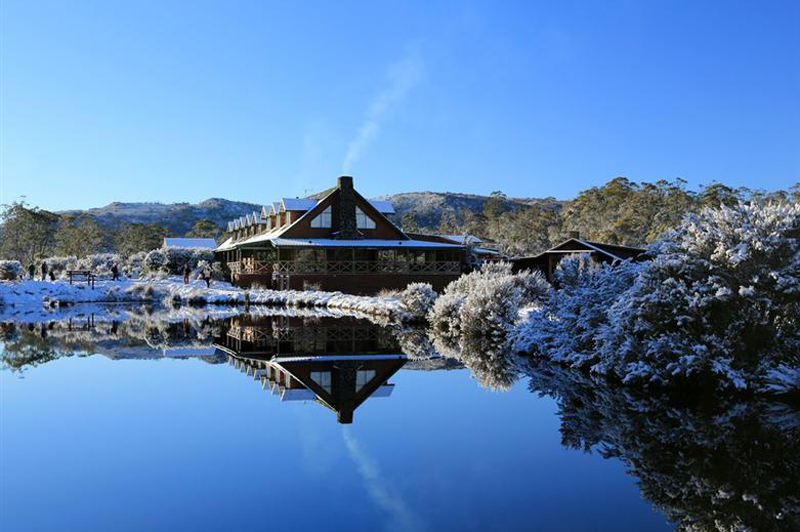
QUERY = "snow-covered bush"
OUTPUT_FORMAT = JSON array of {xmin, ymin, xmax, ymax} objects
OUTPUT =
[
  {"xmin": 143, "ymin": 249, "xmax": 166, "ymax": 273},
  {"xmin": 397, "ymin": 282, "xmax": 437, "ymax": 322},
  {"xmin": 125, "ymin": 251, "xmax": 147, "ymax": 278},
  {"xmin": 0, "ymin": 261, "xmax": 22, "ymax": 281},
  {"xmin": 76, "ymin": 253, "xmax": 122, "ymax": 278},
  {"xmin": 598, "ymin": 201, "xmax": 800, "ymax": 392},
  {"xmin": 512, "ymin": 256, "xmax": 641, "ymax": 369},
  {"xmin": 161, "ymin": 247, "xmax": 215, "ymax": 274},
  {"xmin": 43, "ymin": 256, "xmax": 78, "ymax": 278},
  {"xmin": 427, "ymin": 262, "xmax": 550, "ymax": 390}
]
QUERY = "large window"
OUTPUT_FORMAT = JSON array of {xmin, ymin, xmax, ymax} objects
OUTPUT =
[
  {"xmin": 311, "ymin": 206, "xmax": 332, "ymax": 228},
  {"xmin": 310, "ymin": 371, "xmax": 332, "ymax": 394},
  {"xmin": 356, "ymin": 207, "xmax": 376, "ymax": 229},
  {"xmin": 356, "ymin": 369, "xmax": 377, "ymax": 392}
]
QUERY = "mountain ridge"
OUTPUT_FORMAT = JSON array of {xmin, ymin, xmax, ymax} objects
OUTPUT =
[{"xmin": 56, "ymin": 192, "xmax": 558, "ymax": 235}]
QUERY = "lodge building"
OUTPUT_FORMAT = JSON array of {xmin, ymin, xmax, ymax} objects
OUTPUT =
[{"xmin": 215, "ymin": 176, "xmax": 468, "ymax": 294}]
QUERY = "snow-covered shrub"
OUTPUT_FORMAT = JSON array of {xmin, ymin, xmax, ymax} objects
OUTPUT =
[
  {"xmin": 427, "ymin": 262, "xmax": 550, "ymax": 390},
  {"xmin": 125, "ymin": 251, "xmax": 147, "ymax": 278},
  {"xmin": 511, "ymin": 256, "xmax": 640, "ymax": 369},
  {"xmin": 161, "ymin": 247, "xmax": 215, "ymax": 274},
  {"xmin": 598, "ymin": 201, "xmax": 800, "ymax": 392},
  {"xmin": 0, "ymin": 261, "xmax": 22, "ymax": 281},
  {"xmin": 77, "ymin": 253, "xmax": 122, "ymax": 278},
  {"xmin": 397, "ymin": 282, "xmax": 437, "ymax": 322},
  {"xmin": 44, "ymin": 256, "xmax": 78, "ymax": 278},
  {"xmin": 143, "ymin": 249, "xmax": 166, "ymax": 273}
]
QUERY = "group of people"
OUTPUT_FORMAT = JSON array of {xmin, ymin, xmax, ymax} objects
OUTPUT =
[
  {"xmin": 29, "ymin": 261, "xmax": 122, "ymax": 282},
  {"xmin": 27, "ymin": 260, "xmax": 212, "ymax": 287},
  {"xmin": 183, "ymin": 263, "xmax": 213, "ymax": 287}
]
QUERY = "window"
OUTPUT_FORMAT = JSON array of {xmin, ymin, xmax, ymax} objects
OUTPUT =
[
  {"xmin": 356, "ymin": 207, "xmax": 376, "ymax": 229},
  {"xmin": 356, "ymin": 369, "xmax": 377, "ymax": 392},
  {"xmin": 311, "ymin": 206, "xmax": 332, "ymax": 228},
  {"xmin": 310, "ymin": 371, "xmax": 332, "ymax": 394}
]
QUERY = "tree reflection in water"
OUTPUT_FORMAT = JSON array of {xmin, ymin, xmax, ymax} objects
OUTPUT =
[
  {"xmin": 525, "ymin": 359, "xmax": 800, "ymax": 531},
  {"xmin": 2, "ymin": 311, "xmax": 798, "ymax": 530}
]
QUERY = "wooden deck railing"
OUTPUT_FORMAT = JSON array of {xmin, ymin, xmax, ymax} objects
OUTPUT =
[{"xmin": 229, "ymin": 259, "xmax": 461, "ymax": 275}]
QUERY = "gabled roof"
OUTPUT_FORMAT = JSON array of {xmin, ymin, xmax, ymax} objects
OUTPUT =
[
  {"xmin": 164, "ymin": 238, "xmax": 217, "ymax": 249},
  {"xmin": 282, "ymin": 198, "xmax": 318, "ymax": 211},
  {"xmin": 540, "ymin": 238, "xmax": 645, "ymax": 262}
]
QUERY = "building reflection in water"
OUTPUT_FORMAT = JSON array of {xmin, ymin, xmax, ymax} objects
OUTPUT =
[{"xmin": 215, "ymin": 315, "xmax": 407, "ymax": 424}]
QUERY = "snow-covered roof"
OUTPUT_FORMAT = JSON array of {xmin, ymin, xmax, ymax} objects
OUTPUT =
[
  {"xmin": 282, "ymin": 198, "xmax": 318, "ymax": 211},
  {"xmin": 164, "ymin": 238, "xmax": 217, "ymax": 249},
  {"xmin": 368, "ymin": 199, "xmax": 395, "ymax": 214},
  {"xmin": 162, "ymin": 347, "xmax": 217, "ymax": 357},
  {"xmin": 441, "ymin": 234, "xmax": 484, "ymax": 244},
  {"xmin": 216, "ymin": 237, "xmax": 236, "ymax": 251}
]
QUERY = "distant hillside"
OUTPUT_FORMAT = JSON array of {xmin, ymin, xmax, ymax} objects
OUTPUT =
[
  {"xmin": 58, "ymin": 198, "xmax": 262, "ymax": 235},
  {"xmin": 56, "ymin": 192, "xmax": 553, "ymax": 235},
  {"xmin": 374, "ymin": 191, "xmax": 557, "ymax": 230}
]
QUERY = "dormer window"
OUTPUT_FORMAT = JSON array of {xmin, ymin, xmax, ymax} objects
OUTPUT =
[
  {"xmin": 356, "ymin": 207, "xmax": 376, "ymax": 229},
  {"xmin": 311, "ymin": 206, "xmax": 332, "ymax": 228}
]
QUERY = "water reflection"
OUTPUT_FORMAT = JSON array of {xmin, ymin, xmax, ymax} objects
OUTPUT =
[
  {"xmin": 524, "ymin": 359, "xmax": 800, "ymax": 531},
  {"xmin": 2, "ymin": 308, "xmax": 799, "ymax": 530},
  {"xmin": 215, "ymin": 315, "xmax": 407, "ymax": 423}
]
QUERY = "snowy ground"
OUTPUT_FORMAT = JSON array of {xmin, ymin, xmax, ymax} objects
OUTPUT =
[{"xmin": 0, "ymin": 277, "xmax": 402, "ymax": 322}]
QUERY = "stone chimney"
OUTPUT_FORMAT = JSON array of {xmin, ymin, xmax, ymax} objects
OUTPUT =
[
  {"xmin": 335, "ymin": 175, "xmax": 360, "ymax": 239},
  {"xmin": 568, "ymin": 230, "xmax": 580, "ymax": 239}
]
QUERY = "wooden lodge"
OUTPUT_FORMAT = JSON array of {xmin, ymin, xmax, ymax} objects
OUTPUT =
[
  {"xmin": 511, "ymin": 233, "xmax": 646, "ymax": 282},
  {"xmin": 215, "ymin": 176, "xmax": 468, "ymax": 294}
]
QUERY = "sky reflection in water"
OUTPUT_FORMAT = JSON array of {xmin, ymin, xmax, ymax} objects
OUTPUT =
[{"xmin": 1, "ymin": 310, "xmax": 796, "ymax": 531}]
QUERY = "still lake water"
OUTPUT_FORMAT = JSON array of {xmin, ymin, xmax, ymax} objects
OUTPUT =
[{"xmin": 1, "ymin": 309, "xmax": 797, "ymax": 531}]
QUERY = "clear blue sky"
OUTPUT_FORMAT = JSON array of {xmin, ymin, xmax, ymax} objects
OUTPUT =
[{"xmin": 1, "ymin": 0, "xmax": 798, "ymax": 211}]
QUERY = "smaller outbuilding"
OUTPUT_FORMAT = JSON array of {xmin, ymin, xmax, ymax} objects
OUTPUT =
[
  {"xmin": 163, "ymin": 237, "xmax": 218, "ymax": 249},
  {"xmin": 511, "ymin": 232, "xmax": 645, "ymax": 281}
]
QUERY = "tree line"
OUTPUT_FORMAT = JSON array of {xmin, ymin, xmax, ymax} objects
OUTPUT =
[
  {"xmin": 0, "ymin": 200, "xmax": 223, "ymax": 264},
  {"xmin": 402, "ymin": 178, "xmax": 800, "ymax": 256}
]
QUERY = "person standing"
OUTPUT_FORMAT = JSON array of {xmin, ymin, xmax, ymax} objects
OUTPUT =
[
  {"xmin": 271, "ymin": 263, "xmax": 279, "ymax": 290},
  {"xmin": 183, "ymin": 263, "xmax": 191, "ymax": 284},
  {"xmin": 40, "ymin": 261, "xmax": 48, "ymax": 281},
  {"xmin": 111, "ymin": 262, "xmax": 119, "ymax": 281},
  {"xmin": 28, "ymin": 263, "xmax": 35, "ymax": 280}
]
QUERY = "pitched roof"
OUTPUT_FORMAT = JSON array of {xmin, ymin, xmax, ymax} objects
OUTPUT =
[
  {"xmin": 368, "ymin": 199, "xmax": 395, "ymax": 214},
  {"xmin": 281, "ymin": 198, "xmax": 318, "ymax": 211}
]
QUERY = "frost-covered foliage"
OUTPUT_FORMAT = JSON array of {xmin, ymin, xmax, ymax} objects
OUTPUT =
[
  {"xmin": 143, "ymin": 249, "xmax": 166, "ymax": 272},
  {"xmin": 41, "ymin": 256, "xmax": 78, "ymax": 278},
  {"xmin": 162, "ymin": 247, "xmax": 215, "ymax": 274},
  {"xmin": 512, "ymin": 256, "xmax": 640, "ymax": 369},
  {"xmin": 597, "ymin": 201, "xmax": 800, "ymax": 392},
  {"xmin": 396, "ymin": 282, "xmax": 437, "ymax": 322},
  {"xmin": 125, "ymin": 251, "xmax": 147, "ymax": 278},
  {"xmin": 76, "ymin": 253, "xmax": 122, "ymax": 278},
  {"xmin": 142, "ymin": 247, "xmax": 216, "ymax": 276},
  {"xmin": 0, "ymin": 261, "xmax": 23, "ymax": 281},
  {"xmin": 428, "ymin": 262, "xmax": 550, "ymax": 390}
]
